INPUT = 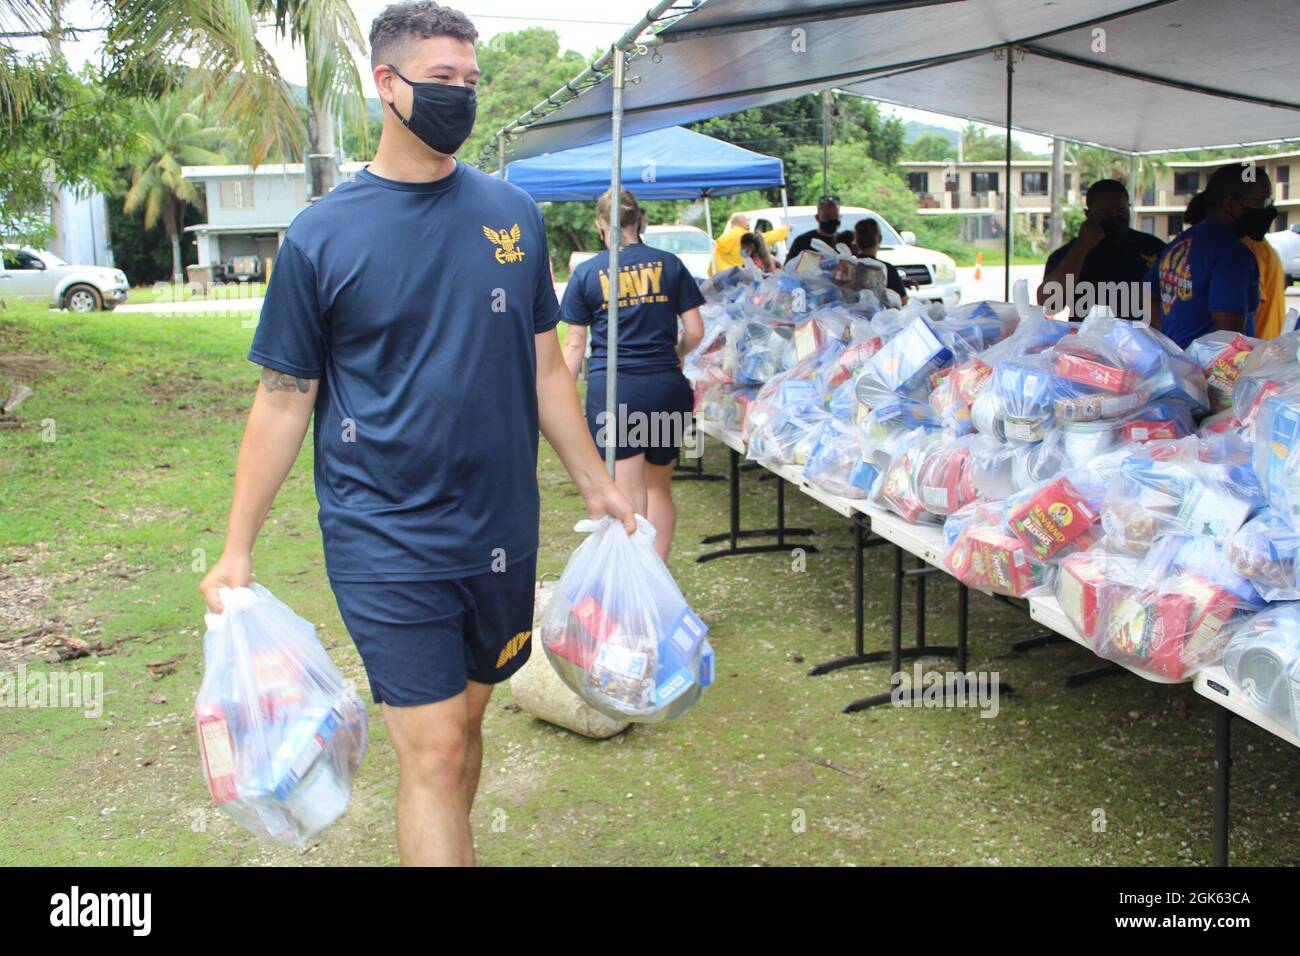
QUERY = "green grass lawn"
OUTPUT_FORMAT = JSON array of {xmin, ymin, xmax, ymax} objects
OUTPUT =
[{"xmin": 1, "ymin": 301, "xmax": 1297, "ymax": 866}]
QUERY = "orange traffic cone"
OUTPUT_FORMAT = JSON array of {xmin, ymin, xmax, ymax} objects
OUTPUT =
[{"xmin": 973, "ymin": 251, "xmax": 983, "ymax": 281}]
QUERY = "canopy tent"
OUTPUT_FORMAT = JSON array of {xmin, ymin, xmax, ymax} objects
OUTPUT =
[
  {"xmin": 491, "ymin": 0, "xmax": 1300, "ymax": 473},
  {"xmin": 501, "ymin": 125, "xmax": 785, "ymax": 203},
  {"xmin": 491, "ymin": 0, "xmax": 1300, "ymax": 160}
]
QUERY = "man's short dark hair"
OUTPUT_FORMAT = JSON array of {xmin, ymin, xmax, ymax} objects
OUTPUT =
[
  {"xmin": 370, "ymin": 2, "xmax": 478, "ymax": 70},
  {"xmin": 1085, "ymin": 179, "xmax": 1128, "ymax": 206},
  {"xmin": 1205, "ymin": 163, "xmax": 1261, "ymax": 210}
]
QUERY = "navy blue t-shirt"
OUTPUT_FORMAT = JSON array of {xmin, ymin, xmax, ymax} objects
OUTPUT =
[
  {"xmin": 560, "ymin": 242, "xmax": 705, "ymax": 375},
  {"xmin": 1147, "ymin": 219, "xmax": 1259, "ymax": 349},
  {"xmin": 248, "ymin": 162, "xmax": 560, "ymax": 581}
]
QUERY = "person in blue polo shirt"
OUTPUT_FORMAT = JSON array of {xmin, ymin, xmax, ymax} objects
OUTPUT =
[
  {"xmin": 1147, "ymin": 163, "xmax": 1274, "ymax": 348},
  {"xmin": 560, "ymin": 189, "xmax": 705, "ymax": 561},
  {"xmin": 197, "ymin": 2, "xmax": 634, "ymax": 867}
]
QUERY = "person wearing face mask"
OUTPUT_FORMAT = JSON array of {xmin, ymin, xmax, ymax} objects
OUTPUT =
[
  {"xmin": 198, "ymin": 1, "xmax": 635, "ymax": 868},
  {"xmin": 852, "ymin": 217, "xmax": 909, "ymax": 305},
  {"xmin": 784, "ymin": 196, "xmax": 843, "ymax": 263},
  {"xmin": 708, "ymin": 212, "xmax": 788, "ymax": 275},
  {"xmin": 1146, "ymin": 164, "xmax": 1274, "ymax": 348},
  {"xmin": 560, "ymin": 189, "xmax": 706, "ymax": 562},
  {"xmin": 1037, "ymin": 179, "xmax": 1166, "ymax": 320},
  {"xmin": 1181, "ymin": 188, "xmax": 1285, "ymax": 340}
]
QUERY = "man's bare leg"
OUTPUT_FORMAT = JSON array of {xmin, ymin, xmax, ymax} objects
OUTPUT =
[
  {"xmin": 463, "ymin": 679, "xmax": 494, "ymax": 809},
  {"xmin": 382, "ymin": 693, "xmax": 473, "ymax": 866}
]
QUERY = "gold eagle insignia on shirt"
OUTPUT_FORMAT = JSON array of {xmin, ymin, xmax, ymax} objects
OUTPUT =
[{"xmin": 483, "ymin": 224, "xmax": 526, "ymax": 264}]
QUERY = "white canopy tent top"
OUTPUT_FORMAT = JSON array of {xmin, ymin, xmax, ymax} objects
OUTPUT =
[{"xmin": 493, "ymin": 0, "xmax": 1300, "ymax": 160}]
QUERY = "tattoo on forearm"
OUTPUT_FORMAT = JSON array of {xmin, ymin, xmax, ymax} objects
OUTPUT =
[{"xmin": 261, "ymin": 367, "xmax": 311, "ymax": 393}]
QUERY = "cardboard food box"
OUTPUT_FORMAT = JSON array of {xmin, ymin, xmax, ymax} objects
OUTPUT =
[
  {"xmin": 1057, "ymin": 553, "xmax": 1137, "ymax": 639},
  {"xmin": 1054, "ymin": 352, "xmax": 1134, "ymax": 394},
  {"xmin": 1007, "ymin": 476, "xmax": 1098, "ymax": 561}
]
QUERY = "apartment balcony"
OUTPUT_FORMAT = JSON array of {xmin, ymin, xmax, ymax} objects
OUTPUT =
[{"xmin": 1137, "ymin": 182, "xmax": 1296, "ymax": 209}]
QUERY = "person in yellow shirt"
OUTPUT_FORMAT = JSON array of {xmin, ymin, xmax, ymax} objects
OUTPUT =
[
  {"xmin": 1244, "ymin": 235, "xmax": 1286, "ymax": 339},
  {"xmin": 709, "ymin": 212, "xmax": 788, "ymax": 274}
]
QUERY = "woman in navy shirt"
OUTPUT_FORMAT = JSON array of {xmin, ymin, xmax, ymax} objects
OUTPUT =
[{"xmin": 561, "ymin": 189, "xmax": 706, "ymax": 559}]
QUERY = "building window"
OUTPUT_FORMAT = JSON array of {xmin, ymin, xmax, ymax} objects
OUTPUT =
[
  {"xmin": 1277, "ymin": 210, "xmax": 1289, "ymax": 231},
  {"xmin": 219, "ymin": 178, "xmax": 256, "ymax": 209},
  {"xmin": 907, "ymin": 171, "xmax": 929, "ymax": 193},
  {"xmin": 971, "ymin": 171, "xmax": 999, "ymax": 194},
  {"xmin": 1276, "ymin": 164, "xmax": 1290, "ymax": 201},
  {"xmin": 1064, "ymin": 173, "xmax": 1073, "ymax": 191},
  {"xmin": 1021, "ymin": 172, "xmax": 1048, "ymax": 195},
  {"xmin": 1140, "ymin": 215, "xmax": 1156, "ymax": 234},
  {"xmin": 1173, "ymin": 171, "xmax": 1200, "ymax": 195}
]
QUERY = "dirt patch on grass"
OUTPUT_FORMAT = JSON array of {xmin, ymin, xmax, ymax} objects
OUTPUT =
[
  {"xmin": 0, "ymin": 545, "xmax": 142, "ymax": 667},
  {"xmin": 0, "ymin": 352, "xmax": 62, "ymax": 384}
]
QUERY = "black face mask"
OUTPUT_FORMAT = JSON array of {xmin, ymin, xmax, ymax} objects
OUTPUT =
[
  {"xmin": 386, "ymin": 66, "xmax": 477, "ymax": 156},
  {"xmin": 1100, "ymin": 216, "xmax": 1128, "ymax": 241},
  {"xmin": 1239, "ymin": 203, "xmax": 1278, "ymax": 242},
  {"xmin": 818, "ymin": 218, "xmax": 841, "ymax": 235}
]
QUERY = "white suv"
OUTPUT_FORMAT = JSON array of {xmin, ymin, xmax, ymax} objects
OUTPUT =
[
  {"xmin": 732, "ymin": 205, "xmax": 961, "ymax": 308},
  {"xmin": 0, "ymin": 246, "xmax": 129, "ymax": 312}
]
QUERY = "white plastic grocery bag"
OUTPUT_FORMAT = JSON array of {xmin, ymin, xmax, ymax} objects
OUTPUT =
[
  {"xmin": 540, "ymin": 516, "xmax": 715, "ymax": 723},
  {"xmin": 195, "ymin": 584, "xmax": 368, "ymax": 846}
]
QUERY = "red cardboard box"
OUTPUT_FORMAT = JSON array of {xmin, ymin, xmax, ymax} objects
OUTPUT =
[
  {"xmin": 946, "ymin": 526, "xmax": 1045, "ymax": 598},
  {"xmin": 1007, "ymin": 476, "xmax": 1098, "ymax": 561},
  {"xmin": 548, "ymin": 594, "xmax": 617, "ymax": 669},
  {"xmin": 1054, "ymin": 352, "xmax": 1134, "ymax": 393},
  {"xmin": 1122, "ymin": 419, "xmax": 1178, "ymax": 443}
]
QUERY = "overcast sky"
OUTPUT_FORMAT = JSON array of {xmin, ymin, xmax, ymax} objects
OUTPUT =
[{"xmin": 34, "ymin": 0, "xmax": 1051, "ymax": 153}]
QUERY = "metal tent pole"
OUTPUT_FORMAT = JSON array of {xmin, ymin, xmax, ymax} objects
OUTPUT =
[
  {"xmin": 1128, "ymin": 152, "xmax": 1139, "ymax": 227},
  {"xmin": 1003, "ymin": 45, "xmax": 1014, "ymax": 300},
  {"xmin": 704, "ymin": 195, "xmax": 713, "ymax": 237},
  {"xmin": 821, "ymin": 89, "xmax": 832, "ymax": 196},
  {"xmin": 498, "ymin": 135, "xmax": 507, "ymax": 179},
  {"xmin": 605, "ymin": 46, "xmax": 627, "ymax": 478}
]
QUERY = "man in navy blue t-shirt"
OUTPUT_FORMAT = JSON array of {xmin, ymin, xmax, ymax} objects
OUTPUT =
[
  {"xmin": 198, "ymin": 2, "xmax": 633, "ymax": 866},
  {"xmin": 1147, "ymin": 164, "xmax": 1272, "ymax": 349}
]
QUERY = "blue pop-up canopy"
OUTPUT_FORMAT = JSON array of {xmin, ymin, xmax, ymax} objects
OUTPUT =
[{"xmin": 501, "ymin": 125, "xmax": 784, "ymax": 203}]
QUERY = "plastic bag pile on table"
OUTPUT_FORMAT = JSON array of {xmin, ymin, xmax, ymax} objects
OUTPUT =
[
  {"xmin": 195, "ymin": 585, "xmax": 368, "ymax": 846},
  {"xmin": 687, "ymin": 267, "xmax": 1300, "ymax": 692}
]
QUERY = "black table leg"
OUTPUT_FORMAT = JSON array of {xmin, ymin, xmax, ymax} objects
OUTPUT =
[
  {"xmin": 697, "ymin": 449, "xmax": 817, "ymax": 561},
  {"xmin": 808, "ymin": 515, "xmax": 887, "ymax": 675},
  {"xmin": 1213, "ymin": 706, "xmax": 1231, "ymax": 867},
  {"xmin": 1064, "ymin": 662, "xmax": 1125, "ymax": 687}
]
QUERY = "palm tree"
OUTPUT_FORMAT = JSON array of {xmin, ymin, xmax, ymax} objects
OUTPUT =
[
  {"xmin": 124, "ymin": 94, "xmax": 227, "ymax": 282},
  {"xmin": 256, "ymin": 0, "xmax": 369, "ymax": 197},
  {"xmin": 1067, "ymin": 144, "xmax": 1166, "ymax": 200},
  {"xmin": 110, "ymin": 0, "xmax": 368, "ymax": 182}
]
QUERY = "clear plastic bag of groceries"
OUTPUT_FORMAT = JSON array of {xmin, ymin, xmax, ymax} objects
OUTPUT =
[
  {"xmin": 744, "ymin": 335, "xmax": 844, "ymax": 464},
  {"xmin": 1222, "ymin": 602, "xmax": 1300, "ymax": 723},
  {"xmin": 1231, "ymin": 330, "xmax": 1300, "ymax": 437},
  {"xmin": 942, "ymin": 500, "xmax": 1055, "ymax": 598},
  {"xmin": 194, "ymin": 584, "xmax": 368, "ymax": 847},
  {"xmin": 913, "ymin": 434, "xmax": 982, "ymax": 518},
  {"xmin": 540, "ymin": 516, "xmax": 715, "ymax": 723},
  {"xmin": 1187, "ymin": 330, "xmax": 1259, "ymax": 412},
  {"xmin": 871, "ymin": 429, "xmax": 945, "ymax": 524},
  {"xmin": 1099, "ymin": 438, "xmax": 1258, "ymax": 556},
  {"xmin": 1058, "ymin": 310, "xmax": 1209, "ymax": 411},
  {"xmin": 1250, "ymin": 384, "xmax": 1300, "ymax": 528},
  {"xmin": 1228, "ymin": 508, "xmax": 1300, "ymax": 601},
  {"xmin": 1090, "ymin": 534, "xmax": 1259, "ymax": 680},
  {"xmin": 803, "ymin": 415, "xmax": 876, "ymax": 499},
  {"xmin": 725, "ymin": 316, "xmax": 795, "ymax": 386},
  {"xmin": 854, "ymin": 314, "xmax": 955, "ymax": 401}
]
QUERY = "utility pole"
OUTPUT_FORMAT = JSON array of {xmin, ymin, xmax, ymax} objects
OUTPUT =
[{"xmin": 1049, "ymin": 137, "xmax": 1064, "ymax": 249}]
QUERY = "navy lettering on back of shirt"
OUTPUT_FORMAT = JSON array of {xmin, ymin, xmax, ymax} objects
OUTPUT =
[
  {"xmin": 559, "ymin": 242, "xmax": 704, "ymax": 375},
  {"xmin": 248, "ymin": 162, "xmax": 560, "ymax": 581}
]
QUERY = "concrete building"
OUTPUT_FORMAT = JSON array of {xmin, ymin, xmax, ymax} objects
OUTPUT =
[
  {"xmin": 900, "ymin": 159, "xmax": 1082, "ymax": 248},
  {"xmin": 1132, "ymin": 150, "xmax": 1298, "ymax": 239},
  {"xmin": 180, "ymin": 161, "xmax": 366, "ymax": 268}
]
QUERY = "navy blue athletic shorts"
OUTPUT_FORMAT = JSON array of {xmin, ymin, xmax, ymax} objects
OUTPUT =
[
  {"xmin": 330, "ymin": 551, "xmax": 537, "ymax": 707},
  {"xmin": 585, "ymin": 367, "xmax": 693, "ymax": 466}
]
